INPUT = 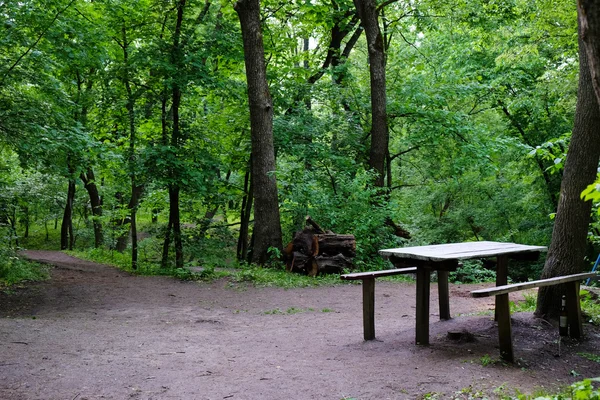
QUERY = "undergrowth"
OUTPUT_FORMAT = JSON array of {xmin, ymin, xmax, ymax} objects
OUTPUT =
[
  {"xmin": 67, "ymin": 248, "xmax": 346, "ymax": 288},
  {"xmin": 508, "ymin": 377, "xmax": 600, "ymax": 399},
  {"xmin": 0, "ymin": 249, "xmax": 49, "ymax": 288}
]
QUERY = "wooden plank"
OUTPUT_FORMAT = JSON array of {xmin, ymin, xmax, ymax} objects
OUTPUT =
[
  {"xmin": 471, "ymin": 272, "xmax": 598, "ymax": 298},
  {"xmin": 380, "ymin": 241, "xmax": 547, "ymax": 262},
  {"xmin": 496, "ymin": 293, "xmax": 514, "ymax": 362},
  {"xmin": 438, "ymin": 270, "xmax": 450, "ymax": 320},
  {"xmin": 566, "ymin": 281, "xmax": 583, "ymax": 339},
  {"xmin": 362, "ymin": 277, "xmax": 375, "ymax": 340},
  {"xmin": 415, "ymin": 268, "xmax": 431, "ymax": 345},
  {"xmin": 340, "ymin": 267, "xmax": 417, "ymax": 280},
  {"xmin": 495, "ymin": 255, "xmax": 508, "ymax": 321},
  {"xmin": 389, "ymin": 256, "xmax": 459, "ymax": 271}
]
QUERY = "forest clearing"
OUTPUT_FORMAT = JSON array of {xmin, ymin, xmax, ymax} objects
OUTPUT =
[
  {"xmin": 5, "ymin": 0, "xmax": 600, "ymax": 398},
  {"xmin": 1, "ymin": 251, "xmax": 600, "ymax": 399}
]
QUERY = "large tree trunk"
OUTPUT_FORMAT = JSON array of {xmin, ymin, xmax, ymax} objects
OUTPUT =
[
  {"xmin": 60, "ymin": 179, "xmax": 76, "ymax": 250},
  {"xmin": 353, "ymin": 0, "xmax": 388, "ymax": 188},
  {"xmin": 80, "ymin": 168, "xmax": 103, "ymax": 248},
  {"xmin": 535, "ymin": 19, "xmax": 600, "ymax": 318},
  {"xmin": 579, "ymin": 0, "xmax": 600, "ymax": 108},
  {"xmin": 234, "ymin": 0, "xmax": 283, "ymax": 264}
]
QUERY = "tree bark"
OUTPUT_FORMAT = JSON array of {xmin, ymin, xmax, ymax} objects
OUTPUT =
[
  {"xmin": 122, "ymin": 24, "xmax": 141, "ymax": 269},
  {"xmin": 234, "ymin": 0, "xmax": 283, "ymax": 264},
  {"xmin": 535, "ymin": 18, "xmax": 600, "ymax": 318},
  {"xmin": 353, "ymin": 0, "xmax": 388, "ymax": 188},
  {"xmin": 80, "ymin": 168, "xmax": 103, "ymax": 248},
  {"xmin": 237, "ymin": 160, "xmax": 253, "ymax": 261},
  {"xmin": 60, "ymin": 179, "xmax": 76, "ymax": 250},
  {"xmin": 161, "ymin": 0, "xmax": 186, "ymax": 269},
  {"xmin": 579, "ymin": 0, "xmax": 600, "ymax": 108}
]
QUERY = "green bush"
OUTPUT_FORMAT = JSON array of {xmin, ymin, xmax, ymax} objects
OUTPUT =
[{"xmin": 449, "ymin": 260, "xmax": 496, "ymax": 284}]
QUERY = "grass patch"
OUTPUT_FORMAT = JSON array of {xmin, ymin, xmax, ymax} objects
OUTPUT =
[
  {"xmin": 579, "ymin": 352, "xmax": 600, "ymax": 363},
  {"xmin": 229, "ymin": 264, "xmax": 344, "ymax": 288},
  {"xmin": 263, "ymin": 307, "xmax": 314, "ymax": 315},
  {"xmin": 507, "ymin": 377, "xmax": 600, "ymax": 399},
  {"xmin": 581, "ymin": 289, "xmax": 600, "ymax": 325},
  {"xmin": 0, "ymin": 251, "xmax": 49, "ymax": 288},
  {"xmin": 67, "ymin": 248, "xmax": 348, "ymax": 287},
  {"xmin": 510, "ymin": 292, "xmax": 537, "ymax": 313}
]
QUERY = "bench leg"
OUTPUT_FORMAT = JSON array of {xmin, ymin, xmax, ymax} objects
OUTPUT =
[
  {"xmin": 496, "ymin": 293, "xmax": 514, "ymax": 363},
  {"xmin": 495, "ymin": 255, "xmax": 508, "ymax": 321},
  {"xmin": 566, "ymin": 281, "xmax": 583, "ymax": 339},
  {"xmin": 362, "ymin": 277, "xmax": 375, "ymax": 340},
  {"xmin": 416, "ymin": 268, "xmax": 431, "ymax": 345},
  {"xmin": 438, "ymin": 270, "xmax": 450, "ymax": 320}
]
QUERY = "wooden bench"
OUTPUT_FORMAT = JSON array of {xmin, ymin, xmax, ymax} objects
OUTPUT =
[
  {"xmin": 341, "ymin": 268, "xmax": 417, "ymax": 340},
  {"xmin": 471, "ymin": 272, "xmax": 598, "ymax": 362}
]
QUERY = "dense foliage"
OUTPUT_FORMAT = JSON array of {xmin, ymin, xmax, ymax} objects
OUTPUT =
[{"xmin": 0, "ymin": 0, "xmax": 596, "ymax": 280}]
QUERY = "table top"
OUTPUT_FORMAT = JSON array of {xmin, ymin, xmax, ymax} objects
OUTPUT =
[{"xmin": 379, "ymin": 241, "xmax": 547, "ymax": 262}]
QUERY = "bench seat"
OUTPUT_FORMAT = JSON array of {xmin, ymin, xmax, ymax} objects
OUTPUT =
[{"xmin": 471, "ymin": 271, "xmax": 598, "ymax": 362}]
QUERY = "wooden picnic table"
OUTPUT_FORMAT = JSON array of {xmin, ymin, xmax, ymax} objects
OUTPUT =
[{"xmin": 379, "ymin": 241, "xmax": 547, "ymax": 345}]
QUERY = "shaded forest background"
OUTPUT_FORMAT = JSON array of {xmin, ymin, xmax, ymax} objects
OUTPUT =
[{"xmin": 1, "ymin": 0, "xmax": 598, "ymax": 280}]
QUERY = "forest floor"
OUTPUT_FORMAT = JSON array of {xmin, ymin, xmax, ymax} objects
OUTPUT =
[{"xmin": 1, "ymin": 251, "xmax": 600, "ymax": 400}]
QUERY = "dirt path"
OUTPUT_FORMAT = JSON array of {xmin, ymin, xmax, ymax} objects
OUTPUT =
[{"xmin": 0, "ymin": 251, "xmax": 599, "ymax": 400}]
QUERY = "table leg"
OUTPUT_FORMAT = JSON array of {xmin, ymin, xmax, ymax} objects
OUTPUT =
[
  {"xmin": 495, "ymin": 255, "xmax": 508, "ymax": 321},
  {"xmin": 437, "ymin": 270, "xmax": 450, "ymax": 320},
  {"xmin": 566, "ymin": 281, "xmax": 583, "ymax": 339},
  {"xmin": 416, "ymin": 267, "xmax": 431, "ymax": 345},
  {"xmin": 362, "ymin": 277, "xmax": 376, "ymax": 340},
  {"xmin": 496, "ymin": 292, "xmax": 514, "ymax": 363}
]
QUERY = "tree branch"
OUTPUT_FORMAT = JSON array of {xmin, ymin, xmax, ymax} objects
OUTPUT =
[{"xmin": 1, "ymin": 0, "xmax": 78, "ymax": 85}]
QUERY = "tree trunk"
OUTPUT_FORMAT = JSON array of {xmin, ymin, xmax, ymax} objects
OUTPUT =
[
  {"xmin": 122, "ymin": 24, "xmax": 142, "ymax": 269},
  {"xmin": 353, "ymin": 0, "xmax": 388, "ymax": 188},
  {"xmin": 161, "ymin": 0, "xmax": 186, "ymax": 269},
  {"xmin": 80, "ymin": 168, "xmax": 103, "ymax": 248},
  {"xmin": 60, "ymin": 179, "xmax": 76, "ymax": 250},
  {"xmin": 171, "ymin": 185, "xmax": 184, "ymax": 268},
  {"xmin": 237, "ymin": 160, "xmax": 253, "ymax": 261},
  {"xmin": 161, "ymin": 216, "xmax": 173, "ymax": 268},
  {"xmin": 23, "ymin": 206, "xmax": 29, "ymax": 238},
  {"xmin": 579, "ymin": 0, "xmax": 600, "ymax": 108},
  {"xmin": 234, "ymin": 0, "xmax": 283, "ymax": 264},
  {"xmin": 535, "ymin": 19, "xmax": 600, "ymax": 318}
]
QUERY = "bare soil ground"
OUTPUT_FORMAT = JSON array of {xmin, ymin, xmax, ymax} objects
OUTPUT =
[{"xmin": 1, "ymin": 250, "xmax": 599, "ymax": 400}]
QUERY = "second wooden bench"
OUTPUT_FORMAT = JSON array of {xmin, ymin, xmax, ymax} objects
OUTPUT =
[{"xmin": 471, "ymin": 271, "xmax": 598, "ymax": 362}]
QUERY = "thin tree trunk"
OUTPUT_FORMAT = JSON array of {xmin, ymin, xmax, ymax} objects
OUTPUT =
[
  {"xmin": 122, "ymin": 25, "xmax": 143, "ymax": 269},
  {"xmin": 80, "ymin": 168, "xmax": 103, "ymax": 248},
  {"xmin": 237, "ymin": 160, "xmax": 253, "ymax": 261},
  {"xmin": 535, "ymin": 20, "xmax": 600, "ymax": 318},
  {"xmin": 353, "ymin": 0, "xmax": 388, "ymax": 188},
  {"xmin": 23, "ymin": 206, "xmax": 29, "ymax": 238},
  {"xmin": 160, "ymin": 0, "xmax": 186, "ymax": 269},
  {"xmin": 61, "ymin": 179, "xmax": 76, "ymax": 250},
  {"xmin": 234, "ymin": 0, "xmax": 283, "ymax": 264},
  {"xmin": 171, "ymin": 185, "xmax": 183, "ymax": 268}
]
